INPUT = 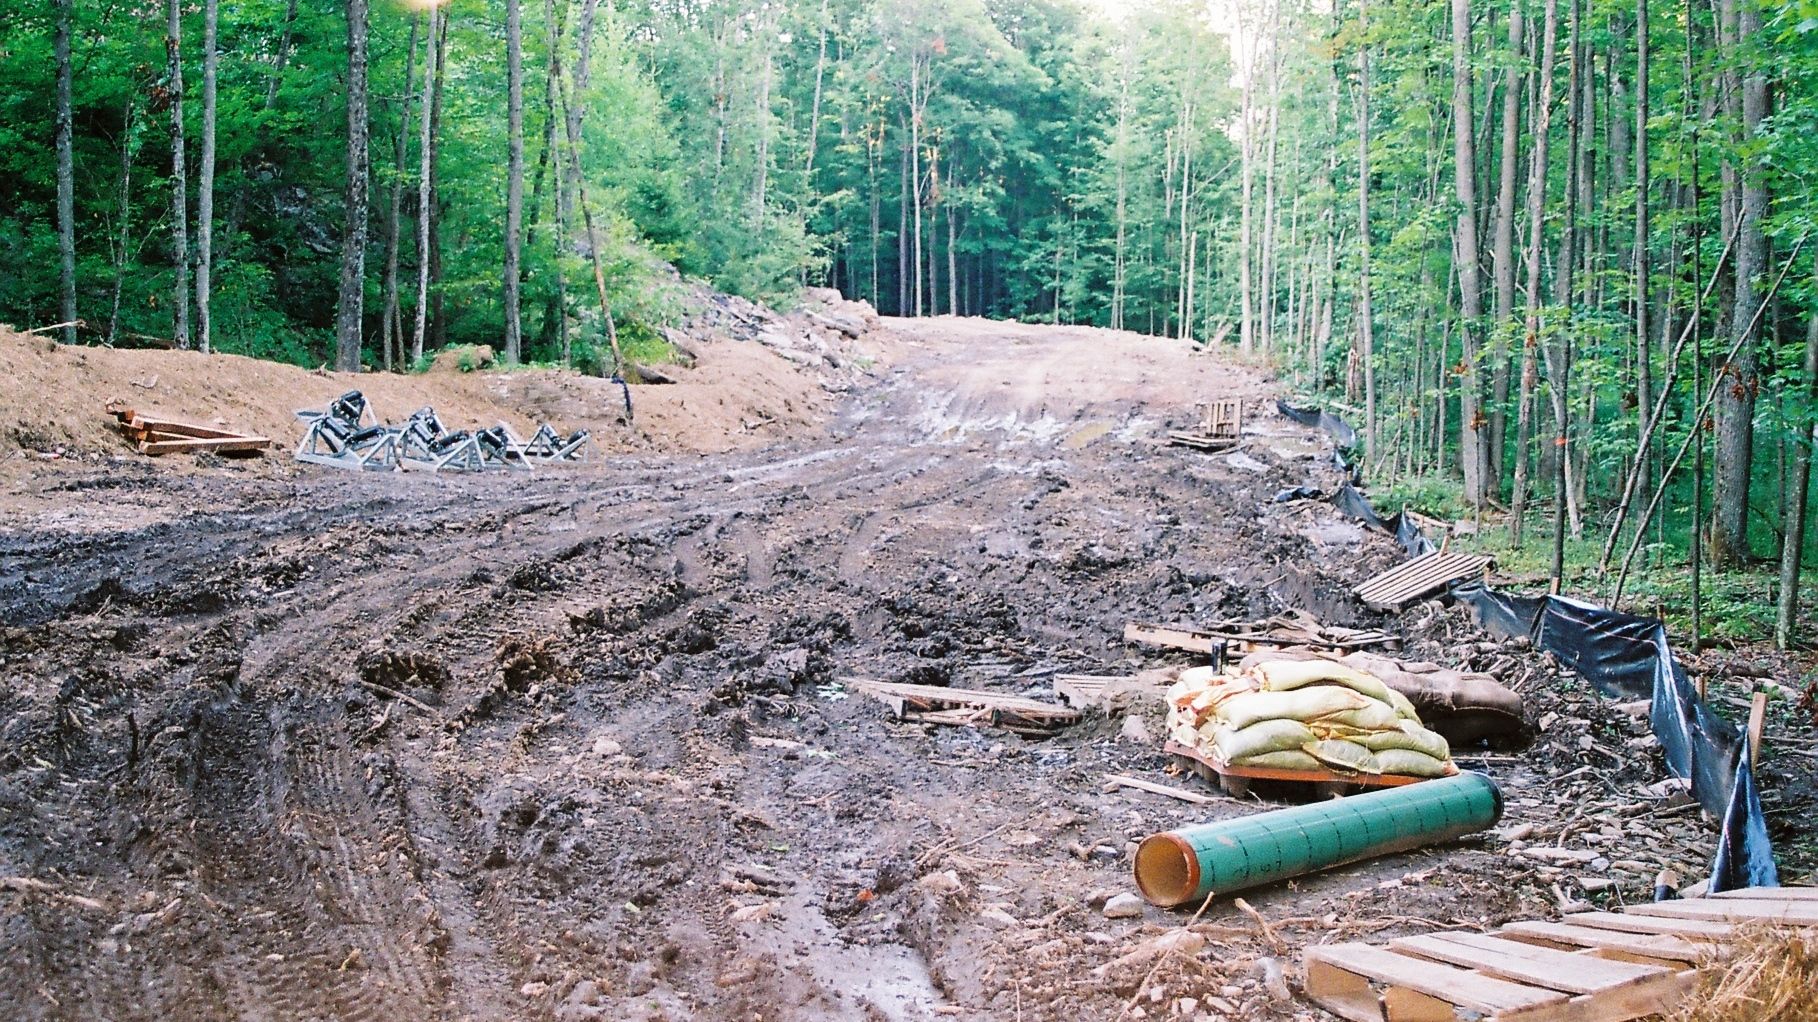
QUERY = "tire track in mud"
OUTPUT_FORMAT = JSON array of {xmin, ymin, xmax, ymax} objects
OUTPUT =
[{"xmin": 4, "ymin": 321, "xmax": 1359, "ymax": 1021}]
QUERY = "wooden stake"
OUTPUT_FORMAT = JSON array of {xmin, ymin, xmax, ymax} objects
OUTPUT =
[{"xmin": 1746, "ymin": 690, "xmax": 1767, "ymax": 765}]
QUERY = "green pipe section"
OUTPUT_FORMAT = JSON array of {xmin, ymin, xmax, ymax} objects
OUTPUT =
[{"xmin": 1134, "ymin": 772, "xmax": 1503, "ymax": 907}]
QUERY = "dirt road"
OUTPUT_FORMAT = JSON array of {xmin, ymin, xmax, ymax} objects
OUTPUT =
[{"xmin": 1, "ymin": 317, "xmax": 1786, "ymax": 1021}]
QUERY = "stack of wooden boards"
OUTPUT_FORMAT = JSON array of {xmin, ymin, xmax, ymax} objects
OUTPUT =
[
  {"xmin": 106, "ymin": 403, "xmax": 271, "ymax": 457},
  {"xmin": 1354, "ymin": 549, "xmax": 1495, "ymax": 609},
  {"xmin": 1166, "ymin": 658, "xmax": 1459, "ymax": 782},
  {"xmin": 1304, "ymin": 886, "xmax": 1818, "ymax": 1022}
]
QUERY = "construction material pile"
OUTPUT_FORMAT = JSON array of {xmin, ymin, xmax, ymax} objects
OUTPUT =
[
  {"xmin": 105, "ymin": 402, "xmax": 272, "ymax": 457},
  {"xmin": 295, "ymin": 391, "xmax": 588, "ymax": 473},
  {"xmin": 1167, "ymin": 658, "xmax": 1456, "ymax": 778}
]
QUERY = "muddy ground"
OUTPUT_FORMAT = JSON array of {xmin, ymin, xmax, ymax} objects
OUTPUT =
[{"xmin": 3, "ymin": 317, "xmax": 1813, "ymax": 1022}]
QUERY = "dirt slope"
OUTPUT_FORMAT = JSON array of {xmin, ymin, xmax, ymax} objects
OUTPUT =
[{"xmin": 0, "ymin": 293, "xmax": 887, "ymax": 477}]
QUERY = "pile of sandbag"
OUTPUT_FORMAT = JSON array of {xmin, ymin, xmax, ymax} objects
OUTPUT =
[
  {"xmin": 1167, "ymin": 658, "xmax": 1454, "ymax": 778},
  {"xmin": 1234, "ymin": 649, "xmax": 1525, "ymax": 746}
]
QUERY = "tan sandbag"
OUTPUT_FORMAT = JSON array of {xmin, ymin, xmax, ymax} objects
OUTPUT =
[
  {"xmin": 1314, "ymin": 699, "xmax": 1404, "ymax": 732},
  {"xmin": 1248, "ymin": 657, "xmax": 1418, "ymax": 719},
  {"xmin": 1339, "ymin": 653, "xmax": 1525, "ymax": 745},
  {"xmin": 1230, "ymin": 750, "xmax": 1324, "ymax": 771},
  {"xmin": 1177, "ymin": 665, "xmax": 1225, "ymax": 688},
  {"xmin": 1216, "ymin": 686, "xmax": 1374, "ymax": 731},
  {"xmin": 1373, "ymin": 748, "xmax": 1452, "ymax": 777},
  {"xmin": 1354, "ymin": 720, "xmax": 1451, "ymax": 760},
  {"xmin": 1207, "ymin": 719, "xmax": 1317, "ymax": 762},
  {"xmin": 1303, "ymin": 739, "xmax": 1381, "ymax": 774},
  {"xmin": 1239, "ymin": 649, "xmax": 1525, "ymax": 744}
]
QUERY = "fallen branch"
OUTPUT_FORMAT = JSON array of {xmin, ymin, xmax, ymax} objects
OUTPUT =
[
  {"xmin": 355, "ymin": 679, "xmax": 444, "ymax": 717},
  {"xmin": 25, "ymin": 319, "xmax": 85, "ymax": 336}
]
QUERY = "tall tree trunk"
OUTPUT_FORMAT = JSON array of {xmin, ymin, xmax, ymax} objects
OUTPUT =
[
  {"xmin": 380, "ymin": 15, "xmax": 420, "ymax": 372},
  {"xmin": 503, "ymin": 0, "xmax": 524, "ymax": 364},
  {"xmin": 1178, "ymin": 98, "xmax": 1194, "ymax": 341},
  {"xmin": 1634, "ymin": 0, "xmax": 1652, "ymax": 452},
  {"xmin": 909, "ymin": 59, "xmax": 925, "ymax": 318},
  {"xmin": 551, "ymin": 0, "xmax": 622, "ymax": 378},
  {"xmin": 1453, "ymin": 0, "xmax": 1489, "ymax": 508},
  {"xmin": 334, "ymin": 0, "xmax": 371, "ymax": 373},
  {"xmin": 1713, "ymin": 0, "xmax": 1766, "ymax": 565},
  {"xmin": 429, "ymin": 11, "xmax": 448, "ymax": 351},
  {"xmin": 947, "ymin": 167, "xmax": 958, "ymax": 316},
  {"xmin": 1546, "ymin": 0, "xmax": 1585, "ymax": 585},
  {"xmin": 1357, "ymin": 0, "xmax": 1378, "ymax": 458},
  {"xmin": 1112, "ymin": 59, "xmax": 1129, "ymax": 332},
  {"xmin": 54, "ymin": 0, "xmax": 76, "ymax": 345},
  {"xmin": 166, "ymin": 0, "xmax": 190, "ymax": 350},
  {"xmin": 541, "ymin": 0, "xmax": 570, "ymax": 365},
  {"xmin": 751, "ymin": 13, "xmax": 775, "ymax": 227},
  {"xmin": 1259, "ymin": 5, "xmax": 1284, "ymax": 352},
  {"xmin": 108, "ymin": 99, "xmax": 139, "ymax": 345},
  {"xmin": 412, "ymin": 6, "xmax": 438, "ymax": 364},
  {"xmin": 803, "ymin": 0, "xmax": 829, "ymax": 179},
  {"xmin": 1490, "ymin": 2, "xmax": 1525, "ymax": 490},
  {"xmin": 1777, "ymin": 266, "xmax": 1818, "ymax": 649},
  {"xmin": 1510, "ymin": 0, "xmax": 1559, "ymax": 547},
  {"xmin": 1239, "ymin": 61, "xmax": 1256, "ymax": 354},
  {"xmin": 196, "ymin": 0, "xmax": 218, "ymax": 354},
  {"xmin": 898, "ymin": 130, "xmax": 909, "ymax": 315}
]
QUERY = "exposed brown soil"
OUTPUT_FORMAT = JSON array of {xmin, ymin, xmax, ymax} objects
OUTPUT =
[
  {"xmin": 2, "ymin": 316, "xmax": 1812, "ymax": 1022},
  {"xmin": 0, "ymin": 291, "xmax": 877, "ymax": 480}
]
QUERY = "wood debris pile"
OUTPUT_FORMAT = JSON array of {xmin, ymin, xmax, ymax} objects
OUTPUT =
[{"xmin": 105, "ymin": 402, "xmax": 271, "ymax": 456}]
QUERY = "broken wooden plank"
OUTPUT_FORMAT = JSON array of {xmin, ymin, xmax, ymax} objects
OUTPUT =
[
  {"xmin": 1495, "ymin": 921, "xmax": 1713, "ymax": 964},
  {"xmin": 138, "ymin": 435, "xmax": 273, "ymax": 456},
  {"xmin": 1167, "ymin": 432, "xmax": 1239, "ymax": 451},
  {"xmin": 1623, "ymin": 898, "xmax": 1818, "ymax": 925},
  {"xmin": 1102, "ymin": 773, "xmax": 1219, "ymax": 805},
  {"xmin": 1708, "ymin": 886, "xmax": 1818, "ymax": 901},
  {"xmin": 125, "ymin": 416, "xmax": 255, "ymax": 440},
  {"xmin": 848, "ymin": 678, "xmax": 1079, "ymax": 733},
  {"xmin": 1123, "ymin": 622, "xmax": 1225, "ymax": 656},
  {"xmin": 1561, "ymin": 912, "xmax": 1736, "ymax": 939}
]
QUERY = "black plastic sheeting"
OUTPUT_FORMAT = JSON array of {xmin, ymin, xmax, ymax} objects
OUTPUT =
[
  {"xmin": 1277, "ymin": 399, "xmax": 1359, "ymax": 451},
  {"xmin": 1277, "ymin": 398, "xmax": 1778, "ymax": 891},
  {"xmin": 1331, "ymin": 483, "xmax": 1437, "ymax": 558},
  {"xmin": 1453, "ymin": 587, "xmax": 1778, "ymax": 890}
]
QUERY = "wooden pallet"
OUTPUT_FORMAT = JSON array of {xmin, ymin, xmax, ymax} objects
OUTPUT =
[
  {"xmin": 106, "ymin": 403, "xmax": 271, "ymax": 457},
  {"xmin": 1168, "ymin": 431, "xmax": 1241, "ymax": 451},
  {"xmin": 1304, "ymin": 887, "xmax": 1816, "ymax": 1022},
  {"xmin": 1354, "ymin": 551, "xmax": 1494, "ymax": 609},
  {"xmin": 849, "ymin": 678, "xmax": 1080, "ymax": 735},
  {"xmin": 1164, "ymin": 740, "xmax": 1454, "ymax": 799},
  {"xmin": 1199, "ymin": 398, "xmax": 1244, "ymax": 439}
]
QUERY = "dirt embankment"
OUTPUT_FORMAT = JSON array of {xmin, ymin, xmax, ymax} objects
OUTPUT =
[{"xmin": 0, "ymin": 287, "xmax": 891, "ymax": 476}]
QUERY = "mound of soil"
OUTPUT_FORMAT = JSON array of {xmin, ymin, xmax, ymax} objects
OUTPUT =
[{"xmin": 0, "ymin": 290, "xmax": 891, "ymax": 479}]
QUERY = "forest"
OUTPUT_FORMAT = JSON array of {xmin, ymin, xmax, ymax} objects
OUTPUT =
[{"xmin": 6, "ymin": 0, "xmax": 1818, "ymax": 643}]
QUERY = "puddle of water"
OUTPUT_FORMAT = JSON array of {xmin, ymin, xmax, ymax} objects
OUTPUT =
[
  {"xmin": 756, "ymin": 890, "xmax": 949, "ymax": 1020},
  {"xmin": 1063, "ymin": 421, "xmax": 1114, "ymax": 449}
]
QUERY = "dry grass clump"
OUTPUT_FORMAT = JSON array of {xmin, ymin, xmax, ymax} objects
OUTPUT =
[{"xmin": 1670, "ymin": 926, "xmax": 1818, "ymax": 1022}]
